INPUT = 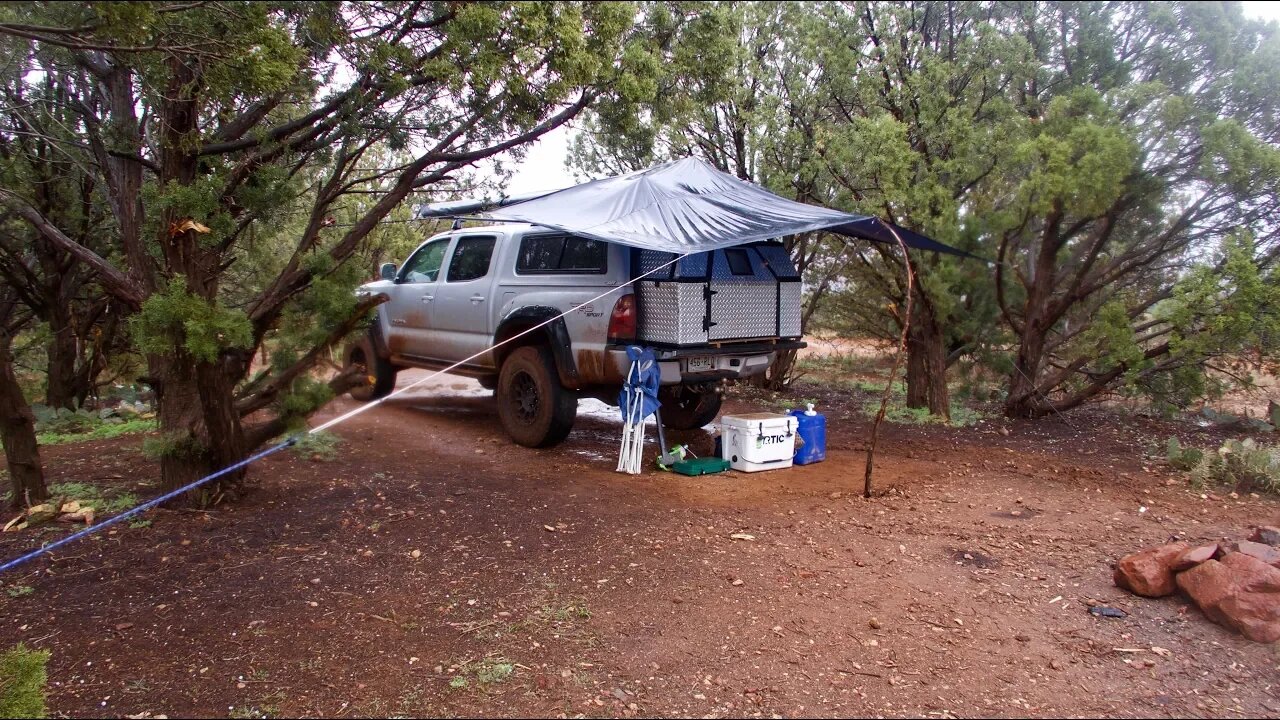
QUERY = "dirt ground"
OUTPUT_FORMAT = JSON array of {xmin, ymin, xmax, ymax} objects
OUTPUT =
[{"xmin": 2, "ymin": 369, "xmax": 1279, "ymax": 719}]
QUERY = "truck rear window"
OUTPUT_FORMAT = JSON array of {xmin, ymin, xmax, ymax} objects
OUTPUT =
[{"xmin": 517, "ymin": 234, "xmax": 607, "ymax": 274}]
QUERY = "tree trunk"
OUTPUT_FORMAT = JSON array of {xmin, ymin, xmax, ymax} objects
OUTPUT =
[
  {"xmin": 904, "ymin": 297, "xmax": 950, "ymax": 419},
  {"xmin": 1004, "ymin": 322, "xmax": 1049, "ymax": 417},
  {"xmin": 759, "ymin": 348, "xmax": 799, "ymax": 391},
  {"xmin": 44, "ymin": 311, "xmax": 80, "ymax": 410},
  {"xmin": 152, "ymin": 353, "xmax": 248, "ymax": 506},
  {"xmin": 0, "ymin": 331, "xmax": 47, "ymax": 509}
]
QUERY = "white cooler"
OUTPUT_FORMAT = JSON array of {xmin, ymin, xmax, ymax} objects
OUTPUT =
[{"xmin": 720, "ymin": 413, "xmax": 796, "ymax": 472}]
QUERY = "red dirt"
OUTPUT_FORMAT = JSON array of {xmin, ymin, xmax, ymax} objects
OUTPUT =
[{"xmin": 2, "ymin": 371, "xmax": 1279, "ymax": 718}]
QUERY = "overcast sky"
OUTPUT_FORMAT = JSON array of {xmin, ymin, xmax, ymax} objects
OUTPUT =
[{"xmin": 492, "ymin": 2, "xmax": 1280, "ymax": 198}]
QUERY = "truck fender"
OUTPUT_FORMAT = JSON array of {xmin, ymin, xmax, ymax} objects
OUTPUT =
[
  {"xmin": 494, "ymin": 306, "xmax": 580, "ymax": 389},
  {"xmin": 368, "ymin": 307, "xmax": 392, "ymax": 359}
]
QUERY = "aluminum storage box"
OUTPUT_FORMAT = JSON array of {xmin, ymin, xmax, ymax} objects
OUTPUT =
[{"xmin": 633, "ymin": 244, "xmax": 802, "ymax": 347}]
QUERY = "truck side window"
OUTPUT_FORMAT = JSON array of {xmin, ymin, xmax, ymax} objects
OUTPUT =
[
  {"xmin": 401, "ymin": 238, "xmax": 449, "ymax": 283},
  {"xmin": 446, "ymin": 236, "xmax": 497, "ymax": 282},
  {"xmin": 517, "ymin": 234, "xmax": 607, "ymax": 274}
]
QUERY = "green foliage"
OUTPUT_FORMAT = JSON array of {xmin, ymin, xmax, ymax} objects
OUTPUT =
[
  {"xmin": 1165, "ymin": 437, "xmax": 1204, "ymax": 471},
  {"xmin": 1174, "ymin": 438, "xmax": 1280, "ymax": 495},
  {"xmin": 1214, "ymin": 438, "xmax": 1280, "ymax": 494},
  {"xmin": 141, "ymin": 430, "xmax": 204, "ymax": 461},
  {"xmin": 2, "ymin": 0, "xmax": 649, "ymax": 500},
  {"xmin": 48, "ymin": 482, "xmax": 139, "ymax": 515},
  {"xmin": 130, "ymin": 277, "xmax": 252, "ymax": 364},
  {"xmin": 0, "ymin": 644, "xmax": 49, "ymax": 719},
  {"xmin": 579, "ymin": 1, "xmax": 1280, "ymax": 420},
  {"xmin": 289, "ymin": 431, "xmax": 341, "ymax": 462},
  {"xmin": 5, "ymin": 586, "xmax": 33, "ymax": 599},
  {"xmin": 861, "ymin": 399, "xmax": 988, "ymax": 428},
  {"xmin": 448, "ymin": 656, "xmax": 516, "ymax": 691},
  {"xmin": 29, "ymin": 405, "xmax": 96, "ymax": 436},
  {"xmin": 30, "ymin": 403, "xmax": 155, "ymax": 445},
  {"xmin": 36, "ymin": 419, "xmax": 155, "ymax": 446}
]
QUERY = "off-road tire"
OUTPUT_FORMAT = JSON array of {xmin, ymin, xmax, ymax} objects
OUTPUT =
[
  {"xmin": 497, "ymin": 345, "xmax": 577, "ymax": 447},
  {"xmin": 659, "ymin": 386, "xmax": 722, "ymax": 430},
  {"xmin": 345, "ymin": 331, "xmax": 397, "ymax": 401}
]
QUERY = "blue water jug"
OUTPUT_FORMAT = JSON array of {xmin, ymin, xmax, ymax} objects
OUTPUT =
[{"xmin": 789, "ymin": 404, "xmax": 826, "ymax": 465}]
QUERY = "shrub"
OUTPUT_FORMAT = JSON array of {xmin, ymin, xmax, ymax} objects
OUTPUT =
[
  {"xmin": 289, "ymin": 431, "xmax": 341, "ymax": 462},
  {"xmin": 0, "ymin": 643, "xmax": 50, "ymax": 718},
  {"xmin": 36, "ymin": 418, "xmax": 155, "ymax": 446},
  {"xmin": 1169, "ymin": 437, "xmax": 1280, "ymax": 494},
  {"xmin": 1165, "ymin": 436, "xmax": 1204, "ymax": 471},
  {"xmin": 1216, "ymin": 438, "xmax": 1280, "ymax": 493},
  {"xmin": 860, "ymin": 400, "xmax": 988, "ymax": 427},
  {"xmin": 48, "ymin": 482, "xmax": 139, "ymax": 515}
]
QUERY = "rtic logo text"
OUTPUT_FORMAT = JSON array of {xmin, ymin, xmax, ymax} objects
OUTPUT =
[{"xmin": 756, "ymin": 434, "xmax": 789, "ymax": 447}]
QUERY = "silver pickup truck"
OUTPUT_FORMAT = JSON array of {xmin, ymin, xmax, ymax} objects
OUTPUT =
[{"xmin": 345, "ymin": 223, "xmax": 805, "ymax": 447}]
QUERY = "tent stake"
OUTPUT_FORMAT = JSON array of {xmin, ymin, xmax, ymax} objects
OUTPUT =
[{"xmin": 863, "ymin": 225, "xmax": 915, "ymax": 498}]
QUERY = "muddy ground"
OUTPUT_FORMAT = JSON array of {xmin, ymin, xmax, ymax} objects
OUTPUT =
[{"xmin": 1, "ymin": 370, "xmax": 1279, "ymax": 718}]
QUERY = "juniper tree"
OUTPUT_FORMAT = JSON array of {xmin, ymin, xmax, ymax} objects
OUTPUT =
[
  {"xmin": 0, "ymin": 1, "xmax": 652, "ymax": 503},
  {"xmin": 989, "ymin": 2, "xmax": 1280, "ymax": 416}
]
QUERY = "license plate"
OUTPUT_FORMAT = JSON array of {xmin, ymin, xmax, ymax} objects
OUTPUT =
[{"xmin": 687, "ymin": 356, "xmax": 715, "ymax": 373}]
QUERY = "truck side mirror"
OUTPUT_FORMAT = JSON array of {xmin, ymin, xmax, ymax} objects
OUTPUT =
[{"xmin": 379, "ymin": 262, "xmax": 397, "ymax": 281}]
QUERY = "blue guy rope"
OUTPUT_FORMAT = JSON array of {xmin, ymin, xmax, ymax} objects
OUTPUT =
[{"xmin": 0, "ymin": 438, "xmax": 296, "ymax": 575}]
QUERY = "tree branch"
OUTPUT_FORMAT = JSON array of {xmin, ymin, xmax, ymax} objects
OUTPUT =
[{"xmin": 0, "ymin": 189, "xmax": 144, "ymax": 309}]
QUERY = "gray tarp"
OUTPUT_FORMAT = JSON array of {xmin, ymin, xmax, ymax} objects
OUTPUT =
[{"xmin": 418, "ymin": 157, "xmax": 970, "ymax": 257}]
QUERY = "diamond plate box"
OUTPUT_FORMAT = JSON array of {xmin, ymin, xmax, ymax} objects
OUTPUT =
[{"xmin": 632, "ymin": 244, "xmax": 802, "ymax": 347}]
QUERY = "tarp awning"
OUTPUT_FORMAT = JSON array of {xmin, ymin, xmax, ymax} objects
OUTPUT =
[{"xmin": 418, "ymin": 157, "xmax": 971, "ymax": 257}]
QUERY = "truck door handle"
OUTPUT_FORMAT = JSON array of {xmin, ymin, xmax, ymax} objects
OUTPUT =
[
  {"xmin": 469, "ymin": 295, "xmax": 485, "ymax": 303},
  {"xmin": 421, "ymin": 294, "xmax": 433, "ymax": 303}
]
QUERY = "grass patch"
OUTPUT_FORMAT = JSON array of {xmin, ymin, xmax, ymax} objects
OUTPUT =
[
  {"xmin": 0, "ymin": 643, "xmax": 50, "ymax": 719},
  {"xmin": 1168, "ymin": 437, "xmax": 1280, "ymax": 494},
  {"xmin": 5, "ymin": 586, "xmax": 33, "ymax": 599},
  {"xmin": 861, "ymin": 399, "xmax": 989, "ymax": 427},
  {"xmin": 47, "ymin": 482, "xmax": 139, "ymax": 515},
  {"xmin": 288, "ymin": 431, "xmax": 341, "ymax": 462},
  {"xmin": 447, "ymin": 655, "xmax": 516, "ymax": 691},
  {"xmin": 796, "ymin": 353, "xmax": 885, "ymax": 376},
  {"xmin": 36, "ymin": 418, "xmax": 155, "ymax": 446}
]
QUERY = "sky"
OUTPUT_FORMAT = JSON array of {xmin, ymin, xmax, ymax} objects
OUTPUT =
[{"xmin": 489, "ymin": 2, "xmax": 1280, "ymax": 199}]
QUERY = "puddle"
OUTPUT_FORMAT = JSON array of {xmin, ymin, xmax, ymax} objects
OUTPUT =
[
  {"xmin": 989, "ymin": 507, "xmax": 1041, "ymax": 520},
  {"xmin": 949, "ymin": 548, "xmax": 1000, "ymax": 568}
]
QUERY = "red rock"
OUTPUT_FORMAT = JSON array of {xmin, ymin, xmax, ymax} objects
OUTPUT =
[
  {"xmin": 1221, "ymin": 551, "xmax": 1280, "ymax": 588},
  {"xmin": 1114, "ymin": 542, "xmax": 1190, "ymax": 597},
  {"xmin": 1176, "ymin": 559, "xmax": 1239, "ymax": 625},
  {"xmin": 1177, "ymin": 553, "xmax": 1280, "ymax": 643},
  {"xmin": 1171, "ymin": 544, "xmax": 1218, "ymax": 572},
  {"xmin": 1218, "ymin": 591, "xmax": 1280, "ymax": 643},
  {"xmin": 1229, "ymin": 540, "xmax": 1280, "ymax": 568},
  {"xmin": 1248, "ymin": 526, "xmax": 1280, "ymax": 547}
]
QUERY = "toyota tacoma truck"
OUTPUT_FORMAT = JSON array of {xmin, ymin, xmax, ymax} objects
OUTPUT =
[{"xmin": 345, "ymin": 223, "xmax": 805, "ymax": 448}]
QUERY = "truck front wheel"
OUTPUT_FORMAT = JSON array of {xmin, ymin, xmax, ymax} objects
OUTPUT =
[
  {"xmin": 659, "ymin": 385, "xmax": 722, "ymax": 430},
  {"xmin": 345, "ymin": 332, "xmax": 397, "ymax": 402},
  {"xmin": 497, "ymin": 345, "xmax": 577, "ymax": 447}
]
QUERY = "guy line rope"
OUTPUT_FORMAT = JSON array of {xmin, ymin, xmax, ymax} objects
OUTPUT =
[{"xmin": 0, "ymin": 252, "xmax": 690, "ymax": 575}]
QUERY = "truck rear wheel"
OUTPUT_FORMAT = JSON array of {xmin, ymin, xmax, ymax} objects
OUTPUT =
[
  {"xmin": 345, "ymin": 332, "xmax": 397, "ymax": 402},
  {"xmin": 659, "ymin": 386, "xmax": 722, "ymax": 430},
  {"xmin": 497, "ymin": 345, "xmax": 577, "ymax": 447}
]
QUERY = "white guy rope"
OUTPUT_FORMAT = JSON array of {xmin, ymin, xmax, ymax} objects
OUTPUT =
[{"xmin": 310, "ymin": 252, "xmax": 690, "ymax": 435}]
